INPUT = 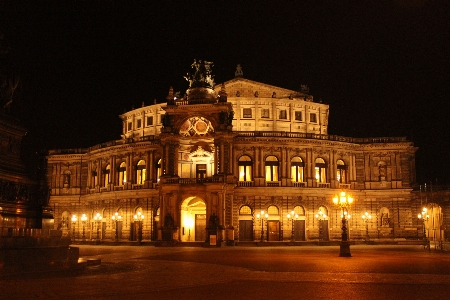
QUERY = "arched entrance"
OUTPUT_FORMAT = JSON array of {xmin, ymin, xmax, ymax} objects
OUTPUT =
[
  {"xmin": 181, "ymin": 197, "xmax": 206, "ymax": 242},
  {"xmin": 424, "ymin": 203, "xmax": 444, "ymax": 244},
  {"xmin": 238, "ymin": 205, "xmax": 253, "ymax": 241}
]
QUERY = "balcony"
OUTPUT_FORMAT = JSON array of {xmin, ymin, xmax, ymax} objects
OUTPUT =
[
  {"xmin": 238, "ymin": 181, "xmax": 254, "ymax": 187},
  {"xmin": 266, "ymin": 181, "xmax": 281, "ymax": 187},
  {"xmin": 292, "ymin": 181, "xmax": 306, "ymax": 188},
  {"xmin": 132, "ymin": 184, "xmax": 143, "ymax": 189},
  {"xmin": 317, "ymin": 183, "xmax": 330, "ymax": 188}
]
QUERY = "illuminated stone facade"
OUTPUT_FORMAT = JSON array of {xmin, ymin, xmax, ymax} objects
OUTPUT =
[{"xmin": 46, "ymin": 64, "xmax": 433, "ymax": 244}]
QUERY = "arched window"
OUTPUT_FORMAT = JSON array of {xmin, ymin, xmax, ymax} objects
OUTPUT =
[
  {"xmin": 118, "ymin": 162, "xmax": 127, "ymax": 186},
  {"xmin": 318, "ymin": 205, "xmax": 328, "ymax": 217},
  {"xmin": 293, "ymin": 205, "xmax": 305, "ymax": 216},
  {"xmin": 267, "ymin": 205, "xmax": 279, "ymax": 215},
  {"xmin": 136, "ymin": 160, "xmax": 146, "ymax": 184},
  {"xmin": 265, "ymin": 155, "xmax": 279, "ymax": 182},
  {"xmin": 336, "ymin": 159, "xmax": 347, "ymax": 183},
  {"xmin": 291, "ymin": 156, "xmax": 304, "ymax": 182},
  {"xmin": 104, "ymin": 164, "xmax": 111, "ymax": 187},
  {"xmin": 239, "ymin": 205, "xmax": 252, "ymax": 215},
  {"xmin": 315, "ymin": 158, "xmax": 327, "ymax": 183},
  {"xmin": 238, "ymin": 155, "xmax": 253, "ymax": 181}
]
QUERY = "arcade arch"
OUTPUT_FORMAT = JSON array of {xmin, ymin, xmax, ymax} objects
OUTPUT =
[{"xmin": 181, "ymin": 196, "xmax": 206, "ymax": 242}]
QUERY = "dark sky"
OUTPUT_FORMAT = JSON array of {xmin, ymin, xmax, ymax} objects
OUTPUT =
[{"xmin": 2, "ymin": 1, "xmax": 449, "ymax": 184}]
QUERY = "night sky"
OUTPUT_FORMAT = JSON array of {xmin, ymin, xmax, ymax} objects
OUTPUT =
[{"xmin": 1, "ymin": 1, "xmax": 449, "ymax": 184}]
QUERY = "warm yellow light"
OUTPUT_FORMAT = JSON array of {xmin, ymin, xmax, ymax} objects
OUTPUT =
[
  {"xmin": 287, "ymin": 213, "xmax": 291, "ymax": 219},
  {"xmin": 94, "ymin": 213, "xmax": 102, "ymax": 221},
  {"xmin": 81, "ymin": 213, "xmax": 87, "ymax": 221},
  {"xmin": 333, "ymin": 195, "xmax": 338, "ymax": 204},
  {"xmin": 185, "ymin": 217, "xmax": 194, "ymax": 227},
  {"xmin": 71, "ymin": 214, "xmax": 77, "ymax": 222}
]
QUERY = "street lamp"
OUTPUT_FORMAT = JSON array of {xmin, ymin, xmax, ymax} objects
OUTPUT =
[
  {"xmin": 361, "ymin": 211, "xmax": 372, "ymax": 241},
  {"xmin": 315, "ymin": 210, "xmax": 327, "ymax": 241},
  {"xmin": 112, "ymin": 212, "xmax": 122, "ymax": 242},
  {"xmin": 134, "ymin": 211, "xmax": 145, "ymax": 243},
  {"xmin": 418, "ymin": 207, "xmax": 429, "ymax": 249},
  {"xmin": 71, "ymin": 214, "xmax": 77, "ymax": 240},
  {"xmin": 256, "ymin": 210, "xmax": 268, "ymax": 242},
  {"xmin": 81, "ymin": 213, "xmax": 87, "ymax": 241},
  {"xmin": 94, "ymin": 212, "xmax": 102, "ymax": 241},
  {"xmin": 287, "ymin": 210, "xmax": 298, "ymax": 241},
  {"xmin": 332, "ymin": 191, "xmax": 354, "ymax": 257}
]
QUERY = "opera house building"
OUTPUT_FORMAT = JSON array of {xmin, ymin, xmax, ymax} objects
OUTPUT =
[{"xmin": 46, "ymin": 62, "xmax": 445, "ymax": 245}]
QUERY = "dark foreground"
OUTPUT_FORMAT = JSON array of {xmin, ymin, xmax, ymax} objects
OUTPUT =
[{"xmin": 1, "ymin": 245, "xmax": 449, "ymax": 299}]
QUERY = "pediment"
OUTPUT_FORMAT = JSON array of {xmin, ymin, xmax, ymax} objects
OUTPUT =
[{"xmin": 214, "ymin": 78, "xmax": 307, "ymax": 99}]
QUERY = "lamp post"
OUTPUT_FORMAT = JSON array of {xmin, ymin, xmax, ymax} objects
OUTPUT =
[
  {"xmin": 418, "ymin": 207, "xmax": 429, "ymax": 249},
  {"xmin": 256, "ymin": 210, "xmax": 268, "ymax": 242},
  {"xmin": 112, "ymin": 212, "xmax": 122, "ymax": 242},
  {"xmin": 81, "ymin": 213, "xmax": 87, "ymax": 241},
  {"xmin": 134, "ymin": 211, "xmax": 145, "ymax": 243},
  {"xmin": 361, "ymin": 211, "xmax": 372, "ymax": 241},
  {"xmin": 332, "ymin": 191, "xmax": 353, "ymax": 257},
  {"xmin": 94, "ymin": 213, "xmax": 102, "ymax": 241},
  {"xmin": 315, "ymin": 210, "xmax": 327, "ymax": 241},
  {"xmin": 71, "ymin": 214, "xmax": 77, "ymax": 240},
  {"xmin": 287, "ymin": 210, "xmax": 298, "ymax": 241}
]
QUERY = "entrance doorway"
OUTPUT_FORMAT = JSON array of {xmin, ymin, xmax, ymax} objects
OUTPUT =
[
  {"xmin": 268, "ymin": 221, "xmax": 280, "ymax": 241},
  {"xmin": 293, "ymin": 219, "xmax": 306, "ymax": 241},
  {"xmin": 181, "ymin": 196, "xmax": 206, "ymax": 242},
  {"xmin": 319, "ymin": 220, "xmax": 329, "ymax": 241},
  {"xmin": 239, "ymin": 220, "xmax": 253, "ymax": 241},
  {"xmin": 195, "ymin": 214, "xmax": 207, "ymax": 241}
]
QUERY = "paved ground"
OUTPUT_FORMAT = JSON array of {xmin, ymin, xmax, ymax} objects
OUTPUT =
[{"xmin": 1, "ymin": 244, "xmax": 449, "ymax": 299}]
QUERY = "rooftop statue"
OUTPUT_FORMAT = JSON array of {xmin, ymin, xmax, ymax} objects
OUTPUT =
[
  {"xmin": 235, "ymin": 64, "xmax": 243, "ymax": 77},
  {"xmin": 184, "ymin": 59, "xmax": 215, "ymax": 89}
]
